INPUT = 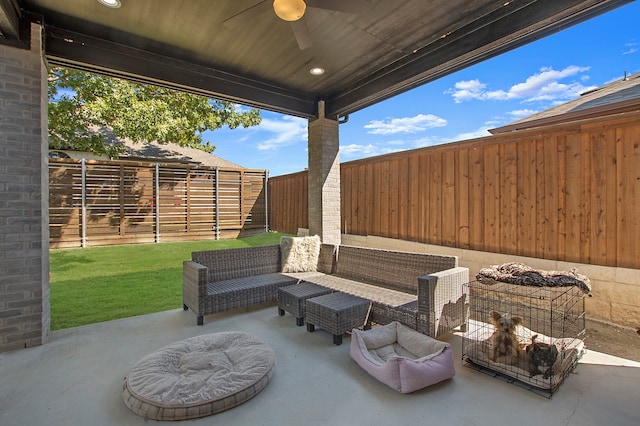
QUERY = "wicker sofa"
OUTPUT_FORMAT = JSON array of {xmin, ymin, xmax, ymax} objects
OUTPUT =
[{"xmin": 182, "ymin": 243, "xmax": 469, "ymax": 337}]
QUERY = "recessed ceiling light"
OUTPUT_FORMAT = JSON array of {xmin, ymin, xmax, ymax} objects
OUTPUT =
[
  {"xmin": 98, "ymin": 0, "xmax": 121, "ymax": 8},
  {"xmin": 310, "ymin": 67, "xmax": 325, "ymax": 76}
]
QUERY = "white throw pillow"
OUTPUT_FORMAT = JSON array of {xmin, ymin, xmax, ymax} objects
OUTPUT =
[{"xmin": 280, "ymin": 235, "xmax": 321, "ymax": 273}]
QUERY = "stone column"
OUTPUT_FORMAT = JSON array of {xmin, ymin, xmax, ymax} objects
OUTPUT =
[
  {"xmin": 307, "ymin": 101, "xmax": 341, "ymax": 245},
  {"xmin": 0, "ymin": 24, "xmax": 50, "ymax": 353}
]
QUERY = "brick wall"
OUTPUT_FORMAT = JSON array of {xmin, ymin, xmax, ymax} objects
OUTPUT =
[
  {"xmin": 307, "ymin": 102, "xmax": 341, "ymax": 245},
  {"xmin": 0, "ymin": 24, "xmax": 50, "ymax": 353}
]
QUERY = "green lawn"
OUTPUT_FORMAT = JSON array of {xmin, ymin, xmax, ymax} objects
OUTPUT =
[{"xmin": 50, "ymin": 232, "xmax": 290, "ymax": 330}]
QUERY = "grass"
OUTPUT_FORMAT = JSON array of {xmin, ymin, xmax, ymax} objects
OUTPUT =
[{"xmin": 49, "ymin": 232, "xmax": 290, "ymax": 330}]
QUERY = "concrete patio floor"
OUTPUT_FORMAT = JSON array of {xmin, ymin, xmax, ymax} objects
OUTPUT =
[{"xmin": 1, "ymin": 304, "xmax": 639, "ymax": 426}]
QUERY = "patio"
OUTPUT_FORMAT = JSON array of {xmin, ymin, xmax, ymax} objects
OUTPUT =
[{"xmin": 1, "ymin": 304, "xmax": 638, "ymax": 426}]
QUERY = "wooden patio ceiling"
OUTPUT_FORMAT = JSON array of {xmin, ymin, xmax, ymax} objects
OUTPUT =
[{"xmin": 1, "ymin": 0, "xmax": 632, "ymax": 119}]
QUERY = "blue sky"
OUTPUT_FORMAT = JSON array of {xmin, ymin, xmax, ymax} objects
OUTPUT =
[{"xmin": 207, "ymin": 1, "xmax": 640, "ymax": 177}]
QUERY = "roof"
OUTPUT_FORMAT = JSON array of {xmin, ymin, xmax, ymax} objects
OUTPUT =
[
  {"xmin": 100, "ymin": 128, "xmax": 245, "ymax": 169},
  {"xmin": 491, "ymin": 72, "xmax": 640, "ymax": 134},
  {"xmin": 6, "ymin": 1, "xmax": 630, "ymax": 119},
  {"xmin": 119, "ymin": 140, "xmax": 245, "ymax": 169}
]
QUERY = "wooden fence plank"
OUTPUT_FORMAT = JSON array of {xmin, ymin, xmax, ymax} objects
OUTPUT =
[
  {"xmin": 389, "ymin": 158, "xmax": 400, "ymax": 239},
  {"xmin": 398, "ymin": 156, "xmax": 410, "ymax": 241},
  {"xmin": 355, "ymin": 164, "xmax": 363, "ymax": 234},
  {"xmin": 543, "ymin": 135, "xmax": 560, "ymax": 260},
  {"xmin": 408, "ymin": 155, "xmax": 420, "ymax": 241},
  {"xmin": 442, "ymin": 150, "xmax": 456, "ymax": 246},
  {"xmin": 429, "ymin": 152, "xmax": 442, "ymax": 244},
  {"xmin": 483, "ymin": 144, "xmax": 500, "ymax": 252},
  {"xmin": 516, "ymin": 139, "xmax": 535, "ymax": 257},
  {"xmin": 418, "ymin": 153, "xmax": 430, "ymax": 242},
  {"xmin": 589, "ymin": 127, "xmax": 618, "ymax": 266},
  {"xmin": 616, "ymin": 125, "xmax": 640, "ymax": 268},
  {"xmin": 500, "ymin": 143, "xmax": 518, "ymax": 253},
  {"xmin": 456, "ymin": 149, "xmax": 470, "ymax": 249},
  {"xmin": 468, "ymin": 147, "xmax": 484, "ymax": 252},
  {"xmin": 562, "ymin": 133, "xmax": 583, "ymax": 263},
  {"xmin": 556, "ymin": 136, "xmax": 567, "ymax": 261}
]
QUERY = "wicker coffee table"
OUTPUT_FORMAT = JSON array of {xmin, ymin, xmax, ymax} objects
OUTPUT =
[
  {"xmin": 278, "ymin": 282, "xmax": 333, "ymax": 326},
  {"xmin": 305, "ymin": 292, "xmax": 371, "ymax": 345}
]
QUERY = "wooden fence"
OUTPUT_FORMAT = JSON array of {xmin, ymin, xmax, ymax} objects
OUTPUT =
[
  {"xmin": 268, "ymin": 110, "xmax": 640, "ymax": 269},
  {"xmin": 49, "ymin": 159, "xmax": 267, "ymax": 248},
  {"xmin": 267, "ymin": 170, "xmax": 308, "ymax": 235}
]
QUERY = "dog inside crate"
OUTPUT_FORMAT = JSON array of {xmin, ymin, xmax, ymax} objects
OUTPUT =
[{"xmin": 462, "ymin": 268, "xmax": 588, "ymax": 393}]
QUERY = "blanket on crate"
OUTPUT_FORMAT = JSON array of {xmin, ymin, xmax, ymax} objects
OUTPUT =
[{"xmin": 476, "ymin": 262, "xmax": 591, "ymax": 295}]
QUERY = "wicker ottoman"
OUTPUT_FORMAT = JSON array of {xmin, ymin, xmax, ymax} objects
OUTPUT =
[
  {"xmin": 305, "ymin": 292, "xmax": 371, "ymax": 345},
  {"xmin": 278, "ymin": 282, "xmax": 333, "ymax": 326}
]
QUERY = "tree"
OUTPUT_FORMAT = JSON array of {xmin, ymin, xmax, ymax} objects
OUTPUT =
[{"xmin": 48, "ymin": 67, "xmax": 261, "ymax": 158}]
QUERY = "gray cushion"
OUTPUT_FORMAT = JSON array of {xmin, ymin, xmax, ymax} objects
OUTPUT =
[{"xmin": 123, "ymin": 332, "xmax": 275, "ymax": 420}]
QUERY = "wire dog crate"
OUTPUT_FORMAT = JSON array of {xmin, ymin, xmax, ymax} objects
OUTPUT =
[{"xmin": 462, "ymin": 279, "xmax": 586, "ymax": 397}]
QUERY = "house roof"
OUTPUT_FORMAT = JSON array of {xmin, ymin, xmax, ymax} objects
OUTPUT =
[
  {"xmin": 490, "ymin": 72, "xmax": 640, "ymax": 134},
  {"xmin": 100, "ymin": 129, "xmax": 245, "ymax": 169},
  {"xmin": 119, "ymin": 140, "xmax": 245, "ymax": 169},
  {"xmin": 7, "ymin": 1, "xmax": 630, "ymax": 119}
]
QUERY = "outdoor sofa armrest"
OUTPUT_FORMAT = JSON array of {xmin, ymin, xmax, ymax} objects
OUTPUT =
[
  {"xmin": 416, "ymin": 266, "xmax": 469, "ymax": 337},
  {"xmin": 183, "ymin": 260, "xmax": 208, "ymax": 323}
]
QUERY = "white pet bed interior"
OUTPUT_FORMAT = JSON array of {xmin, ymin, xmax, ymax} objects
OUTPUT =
[
  {"xmin": 123, "ymin": 332, "xmax": 275, "ymax": 421},
  {"xmin": 350, "ymin": 321, "xmax": 455, "ymax": 393}
]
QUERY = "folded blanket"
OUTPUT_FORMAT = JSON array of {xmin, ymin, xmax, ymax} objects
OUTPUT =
[{"xmin": 476, "ymin": 262, "xmax": 591, "ymax": 295}]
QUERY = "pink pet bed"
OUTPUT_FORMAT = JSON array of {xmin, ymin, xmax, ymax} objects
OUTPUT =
[{"xmin": 350, "ymin": 321, "xmax": 455, "ymax": 393}]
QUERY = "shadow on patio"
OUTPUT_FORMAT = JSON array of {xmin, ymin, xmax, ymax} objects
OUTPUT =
[{"xmin": 1, "ymin": 305, "xmax": 639, "ymax": 426}]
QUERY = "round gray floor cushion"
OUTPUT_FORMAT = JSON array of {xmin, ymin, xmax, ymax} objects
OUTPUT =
[{"xmin": 122, "ymin": 332, "xmax": 276, "ymax": 421}]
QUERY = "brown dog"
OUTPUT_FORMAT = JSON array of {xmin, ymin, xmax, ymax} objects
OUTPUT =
[{"xmin": 488, "ymin": 311, "xmax": 523, "ymax": 365}]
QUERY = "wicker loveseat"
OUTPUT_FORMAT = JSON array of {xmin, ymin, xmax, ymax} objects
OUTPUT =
[
  {"xmin": 182, "ymin": 244, "xmax": 335, "ymax": 325},
  {"xmin": 183, "ymin": 242, "xmax": 469, "ymax": 337}
]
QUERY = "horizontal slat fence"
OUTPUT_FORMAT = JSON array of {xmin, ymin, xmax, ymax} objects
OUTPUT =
[
  {"xmin": 268, "ymin": 110, "xmax": 640, "ymax": 269},
  {"xmin": 49, "ymin": 159, "xmax": 267, "ymax": 248}
]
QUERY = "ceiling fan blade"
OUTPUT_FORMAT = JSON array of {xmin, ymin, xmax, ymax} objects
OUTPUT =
[
  {"xmin": 305, "ymin": 0, "xmax": 373, "ymax": 15},
  {"xmin": 223, "ymin": 1, "xmax": 271, "ymax": 28},
  {"xmin": 290, "ymin": 19, "xmax": 313, "ymax": 50}
]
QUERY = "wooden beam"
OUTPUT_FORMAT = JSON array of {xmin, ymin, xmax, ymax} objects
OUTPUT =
[{"xmin": 44, "ymin": 26, "xmax": 318, "ymax": 118}]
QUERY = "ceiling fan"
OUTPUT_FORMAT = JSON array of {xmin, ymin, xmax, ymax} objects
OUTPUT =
[{"xmin": 223, "ymin": 0, "xmax": 373, "ymax": 50}]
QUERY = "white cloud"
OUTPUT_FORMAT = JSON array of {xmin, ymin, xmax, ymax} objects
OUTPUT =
[
  {"xmin": 484, "ymin": 119, "xmax": 504, "ymax": 127},
  {"xmin": 339, "ymin": 143, "xmax": 407, "ymax": 160},
  {"xmin": 233, "ymin": 103, "xmax": 253, "ymax": 113},
  {"xmin": 446, "ymin": 66, "xmax": 596, "ymax": 104},
  {"xmin": 364, "ymin": 114, "xmax": 447, "ymax": 135},
  {"xmin": 406, "ymin": 126, "xmax": 492, "ymax": 148},
  {"xmin": 452, "ymin": 126, "xmax": 493, "ymax": 141},
  {"xmin": 508, "ymin": 109, "xmax": 538, "ymax": 118},
  {"xmin": 445, "ymin": 79, "xmax": 487, "ymax": 103},
  {"xmin": 623, "ymin": 41, "xmax": 638, "ymax": 55},
  {"xmin": 340, "ymin": 144, "xmax": 380, "ymax": 157},
  {"xmin": 256, "ymin": 116, "xmax": 307, "ymax": 150},
  {"xmin": 409, "ymin": 136, "xmax": 442, "ymax": 148}
]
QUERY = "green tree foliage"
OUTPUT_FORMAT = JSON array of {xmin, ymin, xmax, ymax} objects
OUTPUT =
[{"xmin": 48, "ymin": 67, "xmax": 261, "ymax": 158}]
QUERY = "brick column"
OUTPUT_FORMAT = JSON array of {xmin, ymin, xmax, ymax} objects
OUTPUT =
[
  {"xmin": 0, "ymin": 24, "xmax": 50, "ymax": 353},
  {"xmin": 307, "ymin": 101, "xmax": 341, "ymax": 245}
]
